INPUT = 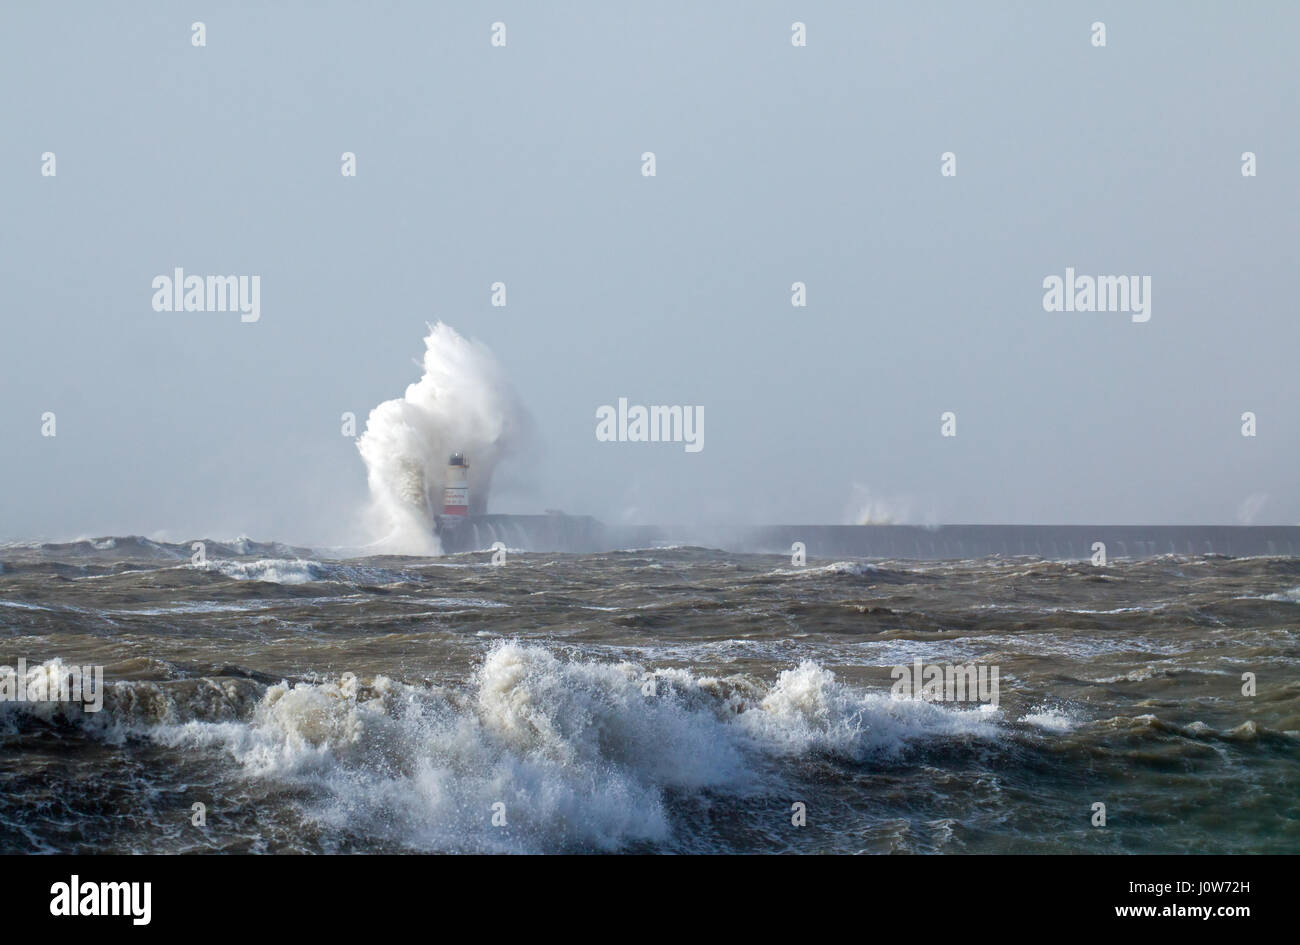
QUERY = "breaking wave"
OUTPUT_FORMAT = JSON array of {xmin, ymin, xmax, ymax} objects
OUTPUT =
[
  {"xmin": 3, "ymin": 645, "xmax": 1000, "ymax": 852},
  {"xmin": 1262, "ymin": 586, "xmax": 1300, "ymax": 603},
  {"xmin": 198, "ymin": 558, "xmax": 416, "ymax": 586},
  {"xmin": 355, "ymin": 324, "xmax": 529, "ymax": 556}
]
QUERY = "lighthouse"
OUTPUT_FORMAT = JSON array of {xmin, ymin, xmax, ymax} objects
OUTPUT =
[{"xmin": 442, "ymin": 452, "xmax": 469, "ymax": 516}]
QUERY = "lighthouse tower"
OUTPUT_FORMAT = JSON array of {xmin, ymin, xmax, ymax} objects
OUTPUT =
[{"xmin": 442, "ymin": 453, "xmax": 469, "ymax": 516}]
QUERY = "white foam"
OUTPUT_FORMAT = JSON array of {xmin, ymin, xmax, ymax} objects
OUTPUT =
[
  {"xmin": 1089, "ymin": 667, "xmax": 1158, "ymax": 683},
  {"xmin": 773, "ymin": 560, "xmax": 883, "ymax": 577},
  {"xmin": 0, "ymin": 600, "xmax": 51, "ymax": 611},
  {"xmin": 737, "ymin": 661, "xmax": 998, "ymax": 758},
  {"xmin": 106, "ymin": 601, "xmax": 277, "ymax": 616},
  {"xmin": 1262, "ymin": 587, "xmax": 1300, "ymax": 603},
  {"xmin": 195, "ymin": 559, "xmax": 415, "ymax": 586},
  {"xmin": 0, "ymin": 658, "xmax": 105, "ymax": 730},
  {"xmin": 355, "ymin": 323, "xmax": 528, "ymax": 556},
  {"xmin": 206, "ymin": 559, "xmax": 324, "ymax": 584},
  {"xmin": 1019, "ymin": 706, "xmax": 1081, "ymax": 733},
  {"xmin": 112, "ymin": 643, "xmax": 1002, "ymax": 852}
]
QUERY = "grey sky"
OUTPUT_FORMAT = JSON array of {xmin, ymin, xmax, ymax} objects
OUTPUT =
[{"xmin": 2, "ymin": 2, "xmax": 1297, "ymax": 544}]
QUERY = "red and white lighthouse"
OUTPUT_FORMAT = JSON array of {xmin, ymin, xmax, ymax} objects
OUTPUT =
[{"xmin": 442, "ymin": 452, "xmax": 469, "ymax": 516}]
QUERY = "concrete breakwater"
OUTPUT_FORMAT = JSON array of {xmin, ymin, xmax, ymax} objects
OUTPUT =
[{"xmin": 435, "ymin": 516, "xmax": 1300, "ymax": 559}]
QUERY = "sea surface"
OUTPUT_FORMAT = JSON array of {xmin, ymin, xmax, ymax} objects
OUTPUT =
[{"xmin": 1, "ymin": 537, "xmax": 1297, "ymax": 854}]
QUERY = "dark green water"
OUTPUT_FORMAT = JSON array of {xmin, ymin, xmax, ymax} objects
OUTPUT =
[{"xmin": 1, "ymin": 538, "xmax": 1296, "ymax": 853}]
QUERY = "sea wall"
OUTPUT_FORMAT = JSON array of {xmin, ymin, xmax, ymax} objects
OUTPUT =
[{"xmin": 436, "ymin": 516, "xmax": 1300, "ymax": 559}]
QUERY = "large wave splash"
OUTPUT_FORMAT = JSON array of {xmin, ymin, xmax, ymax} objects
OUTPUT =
[
  {"xmin": 356, "ymin": 324, "xmax": 528, "ymax": 554},
  {"xmin": 3, "ymin": 646, "xmax": 1001, "ymax": 853}
]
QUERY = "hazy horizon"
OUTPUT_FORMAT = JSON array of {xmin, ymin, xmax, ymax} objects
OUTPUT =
[{"xmin": 3, "ymin": 2, "xmax": 1298, "ymax": 546}]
